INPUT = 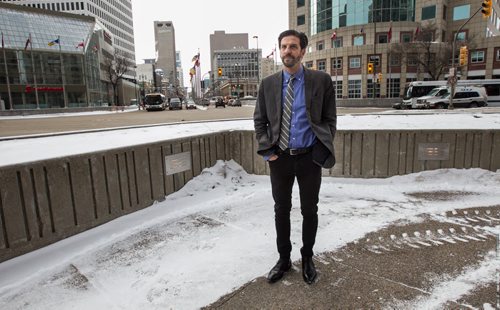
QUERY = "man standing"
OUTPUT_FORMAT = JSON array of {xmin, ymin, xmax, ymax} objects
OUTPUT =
[{"xmin": 254, "ymin": 30, "xmax": 337, "ymax": 284}]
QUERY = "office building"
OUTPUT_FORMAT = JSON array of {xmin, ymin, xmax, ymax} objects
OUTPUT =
[
  {"xmin": 289, "ymin": 0, "xmax": 500, "ymax": 105},
  {"xmin": 154, "ymin": 21, "xmax": 177, "ymax": 87},
  {"xmin": 1, "ymin": 0, "xmax": 136, "ymax": 64},
  {"xmin": 210, "ymin": 31, "xmax": 248, "ymax": 78}
]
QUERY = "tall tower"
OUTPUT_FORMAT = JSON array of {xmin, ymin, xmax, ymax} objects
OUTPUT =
[
  {"xmin": 0, "ymin": 0, "xmax": 136, "ymax": 65},
  {"xmin": 154, "ymin": 21, "xmax": 177, "ymax": 86}
]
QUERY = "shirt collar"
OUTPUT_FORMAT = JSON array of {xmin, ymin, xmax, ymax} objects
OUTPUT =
[{"xmin": 283, "ymin": 65, "xmax": 304, "ymax": 83}]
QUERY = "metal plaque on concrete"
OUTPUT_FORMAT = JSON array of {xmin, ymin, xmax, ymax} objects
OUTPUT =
[
  {"xmin": 165, "ymin": 152, "xmax": 191, "ymax": 175},
  {"xmin": 418, "ymin": 143, "xmax": 450, "ymax": 161}
]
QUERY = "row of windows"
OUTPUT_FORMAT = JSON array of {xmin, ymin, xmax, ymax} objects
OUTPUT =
[
  {"xmin": 309, "ymin": 49, "xmax": 490, "ymax": 75},
  {"xmin": 308, "ymin": 0, "xmax": 416, "ymax": 35},
  {"xmin": 21, "ymin": 1, "xmax": 84, "ymax": 11}
]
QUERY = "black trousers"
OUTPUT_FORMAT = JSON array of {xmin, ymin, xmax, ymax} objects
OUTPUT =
[{"xmin": 269, "ymin": 151, "xmax": 322, "ymax": 259}]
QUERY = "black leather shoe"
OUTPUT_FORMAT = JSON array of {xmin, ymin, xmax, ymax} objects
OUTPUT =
[
  {"xmin": 302, "ymin": 256, "xmax": 317, "ymax": 284},
  {"xmin": 267, "ymin": 259, "xmax": 292, "ymax": 283}
]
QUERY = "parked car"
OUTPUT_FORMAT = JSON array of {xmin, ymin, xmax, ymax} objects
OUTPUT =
[
  {"xmin": 215, "ymin": 97, "xmax": 225, "ymax": 108},
  {"xmin": 228, "ymin": 98, "xmax": 241, "ymax": 107},
  {"xmin": 419, "ymin": 86, "xmax": 487, "ymax": 109},
  {"xmin": 185, "ymin": 98, "xmax": 196, "ymax": 109},
  {"xmin": 414, "ymin": 87, "xmax": 450, "ymax": 109},
  {"xmin": 209, "ymin": 97, "xmax": 217, "ymax": 105},
  {"xmin": 201, "ymin": 98, "xmax": 210, "ymax": 106},
  {"xmin": 169, "ymin": 97, "xmax": 182, "ymax": 110}
]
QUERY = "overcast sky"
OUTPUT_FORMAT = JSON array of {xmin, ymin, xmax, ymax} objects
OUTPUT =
[{"xmin": 131, "ymin": 0, "xmax": 288, "ymax": 86}]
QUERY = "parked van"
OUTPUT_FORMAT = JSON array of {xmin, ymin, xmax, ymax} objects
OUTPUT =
[{"xmin": 418, "ymin": 86, "xmax": 487, "ymax": 109}]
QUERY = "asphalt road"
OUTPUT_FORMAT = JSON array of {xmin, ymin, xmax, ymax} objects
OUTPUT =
[{"xmin": 0, "ymin": 105, "xmax": 391, "ymax": 138}]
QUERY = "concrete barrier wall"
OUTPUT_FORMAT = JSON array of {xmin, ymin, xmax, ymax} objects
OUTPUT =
[{"xmin": 1, "ymin": 129, "xmax": 499, "ymax": 262}]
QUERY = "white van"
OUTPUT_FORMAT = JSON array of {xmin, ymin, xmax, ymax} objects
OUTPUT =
[{"xmin": 418, "ymin": 86, "xmax": 487, "ymax": 109}]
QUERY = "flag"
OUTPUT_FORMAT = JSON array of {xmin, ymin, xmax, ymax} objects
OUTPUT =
[
  {"xmin": 190, "ymin": 53, "xmax": 200, "ymax": 81},
  {"xmin": 387, "ymin": 26, "xmax": 392, "ymax": 43},
  {"xmin": 24, "ymin": 35, "xmax": 31, "ymax": 51},
  {"xmin": 414, "ymin": 27, "xmax": 420, "ymax": 41},
  {"xmin": 48, "ymin": 38, "xmax": 60, "ymax": 46},
  {"xmin": 360, "ymin": 27, "xmax": 364, "ymax": 34},
  {"xmin": 266, "ymin": 48, "xmax": 275, "ymax": 59},
  {"xmin": 331, "ymin": 30, "xmax": 337, "ymax": 40},
  {"xmin": 75, "ymin": 41, "xmax": 84, "ymax": 49}
]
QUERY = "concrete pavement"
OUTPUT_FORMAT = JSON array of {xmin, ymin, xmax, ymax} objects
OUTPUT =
[{"xmin": 205, "ymin": 203, "xmax": 499, "ymax": 309}]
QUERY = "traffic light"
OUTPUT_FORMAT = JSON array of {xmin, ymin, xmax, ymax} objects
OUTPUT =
[
  {"xmin": 218, "ymin": 67, "xmax": 222, "ymax": 76},
  {"xmin": 482, "ymin": 0, "xmax": 492, "ymax": 18},
  {"xmin": 367, "ymin": 62, "xmax": 374, "ymax": 74},
  {"xmin": 377, "ymin": 72, "xmax": 383, "ymax": 83},
  {"xmin": 459, "ymin": 46, "xmax": 468, "ymax": 66}
]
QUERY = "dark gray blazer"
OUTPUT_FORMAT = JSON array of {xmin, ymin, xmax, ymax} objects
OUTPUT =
[{"xmin": 253, "ymin": 67, "xmax": 337, "ymax": 168}]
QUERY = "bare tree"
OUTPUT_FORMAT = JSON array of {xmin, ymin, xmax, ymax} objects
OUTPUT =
[
  {"xmin": 389, "ymin": 22, "xmax": 454, "ymax": 81},
  {"xmin": 103, "ymin": 49, "xmax": 132, "ymax": 106}
]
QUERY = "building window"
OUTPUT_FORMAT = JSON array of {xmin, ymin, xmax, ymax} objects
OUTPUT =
[
  {"xmin": 422, "ymin": 5, "xmax": 436, "ymax": 20},
  {"xmin": 317, "ymin": 59, "xmax": 326, "ymax": 71},
  {"xmin": 353, "ymin": 35, "xmax": 364, "ymax": 46},
  {"xmin": 471, "ymin": 50, "xmax": 485, "ymax": 63},
  {"xmin": 317, "ymin": 40, "xmax": 324, "ymax": 51},
  {"xmin": 453, "ymin": 4, "xmax": 470, "ymax": 21},
  {"xmin": 297, "ymin": 0, "xmax": 305, "ymax": 7},
  {"xmin": 400, "ymin": 32, "xmax": 412, "ymax": 43},
  {"xmin": 331, "ymin": 37, "xmax": 343, "ymax": 48},
  {"xmin": 331, "ymin": 57, "xmax": 342, "ymax": 70},
  {"xmin": 389, "ymin": 54, "xmax": 400, "ymax": 66},
  {"xmin": 496, "ymin": 49, "xmax": 500, "ymax": 61},
  {"xmin": 387, "ymin": 78, "xmax": 400, "ymax": 98},
  {"xmin": 333, "ymin": 80, "xmax": 343, "ymax": 99},
  {"xmin": 348, "ymin": 80, "xmax": 361, "ymax": 98},
  {"xmin": 367, "ymin": 80, "xmax": 381, "ymax": 98},
  {"xmin": 377, "ymin": 33, "xmax": 388, "ymax": 43},
  {"xmin": 455, "ymin": 31, "xmax": 467, "ymax": 41},
  {"xmin": 305, "ymin": 61, "xmax": 313, "ymax": 69},
  {"xmin": 443, "ymin": 5, "xmax": 447, "ymax": 20},
  {"xmin": 407, "ymin": 54, "xmax": 418, "ymax": 66},
  {"xmin": 297, "ymin": 15, "xmax": 305, "ymax": 26},
  {"xmin": 349, "ymin": 57, "xmax": 361, "ymax": 68}
]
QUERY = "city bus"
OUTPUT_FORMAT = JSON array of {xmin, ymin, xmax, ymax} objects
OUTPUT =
[
  {"xmin": 396, "ymin": 79, "xmax": 500, "ymax": 109},
  {"xmin": 144, "ymin": 93, "xmax": 167, "ymax": 111}
]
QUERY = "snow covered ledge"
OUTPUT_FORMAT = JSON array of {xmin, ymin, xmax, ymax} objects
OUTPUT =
[{"xmin": 1, "ymin": 116, "xmax": 500, "ymax": 262}]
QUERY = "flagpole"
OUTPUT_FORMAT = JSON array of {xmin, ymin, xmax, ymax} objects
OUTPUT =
[
  {"xmin": 2, "ymin": 32, "xmax": 13, "ymax": 110},
  {"xmin": 58, "ymin": 36, "xmax": 68, "ymax": 108},
  {"xmin": 29, "ymin": 33, "xmax": 40, "ymax": 109},
  {"xmin": 82, "ymin": 42, "xmax": 90, "ymax": 107}
]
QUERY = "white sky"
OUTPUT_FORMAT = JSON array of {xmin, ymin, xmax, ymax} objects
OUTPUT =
[
  {"xmin": 131, "ymin": 0, "xmax": 288, "ymax": 86},
  {"xmin": 0, "ymin": 112, "xmax": 499, "ymax": 308}
]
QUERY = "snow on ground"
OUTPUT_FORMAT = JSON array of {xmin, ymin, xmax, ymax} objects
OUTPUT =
[
  {"xmin": 0, "ymin": 160, "xmax": 499, "ymax": 309},
  {"xmin": 2, "ymin": 112, "xmax": 500, "ymax": 167}
]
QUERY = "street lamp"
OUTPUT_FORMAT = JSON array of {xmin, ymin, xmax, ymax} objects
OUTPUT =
[{"xmin": 253, "ymin": 35, "xmax": 260, "ymax": 88}]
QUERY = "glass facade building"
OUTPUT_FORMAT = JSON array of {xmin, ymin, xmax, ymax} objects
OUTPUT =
[
  {"xmin": 311, "ymin": 0, "xmax": 416, "ymax": 35},
  {"xmin": 0, "ymin": 3, "xmax": 107, "ymax": 110}
]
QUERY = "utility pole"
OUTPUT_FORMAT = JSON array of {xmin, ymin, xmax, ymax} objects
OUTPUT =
[{"xmin": 449, "ymin": 4, "xmax": 485, "ymax": 109}]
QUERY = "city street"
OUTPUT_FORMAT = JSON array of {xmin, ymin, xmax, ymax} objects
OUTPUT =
[{"xmin": 0, "ymin": 105, "xmax": 392, "ymax": 138}]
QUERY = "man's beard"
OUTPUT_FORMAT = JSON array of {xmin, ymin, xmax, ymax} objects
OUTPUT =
[{"xmin": 281, "ymin": 54, "xmax": 301, "ymax": 68}]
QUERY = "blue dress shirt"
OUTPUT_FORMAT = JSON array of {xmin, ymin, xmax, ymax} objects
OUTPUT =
[{"xmin": 281, "ymin": 66, "xmax": 316, "ymax": 149}]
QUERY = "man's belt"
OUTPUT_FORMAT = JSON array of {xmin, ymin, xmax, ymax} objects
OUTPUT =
[{"xmin": 281, "ymin": 146, "xmax": 313, "ymax": 155}]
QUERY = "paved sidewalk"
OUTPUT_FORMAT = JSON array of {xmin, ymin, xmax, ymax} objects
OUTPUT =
[{"xmin": 205, "ymin": 207, "xmax": 500, "ymax": 309}]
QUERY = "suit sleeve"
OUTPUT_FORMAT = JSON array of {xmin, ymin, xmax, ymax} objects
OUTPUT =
[
  {"xmin": 322, "ymin": 74, "xmax": 337, "ymax": 138},
  {"xmin": 253, "ymin": 80, "xmax": 275, "ymax": 156}
]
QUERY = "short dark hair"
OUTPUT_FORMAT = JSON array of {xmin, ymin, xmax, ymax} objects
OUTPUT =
[{"xmin": 278, "ymin": 30, "xmax": 308, "ymax": 49}]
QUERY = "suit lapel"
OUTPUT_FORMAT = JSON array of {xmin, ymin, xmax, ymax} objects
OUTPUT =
[
  {"xmin": 304, "ymin": 68, "xmax": 312, "ymax": 113},
  {"xmin": 274, "ymin": 72, "xmax": 283, "ymax": 121}
]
